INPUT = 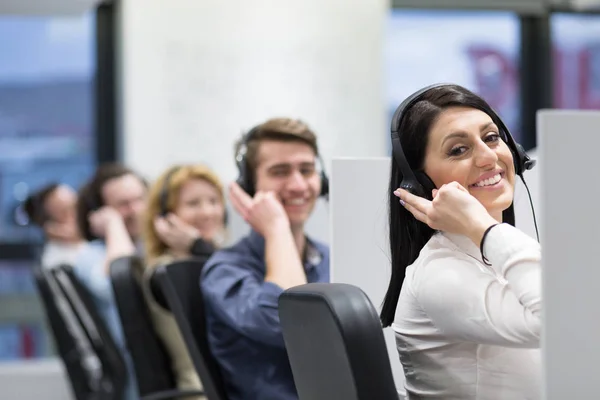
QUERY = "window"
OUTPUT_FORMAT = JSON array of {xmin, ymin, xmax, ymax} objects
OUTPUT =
[
  {"xmin": 0, "ymin": 259, "xmax": 46, "ymax": 360},
  {"xmin": 0, "ymin": 13, "xmax": 96, "ymax": 361},
  {"xmin": 0, "ymin": 14, "xmax": 96, "ymax": 244},
  {"xmin": 551, "ymin": 13, "xmax": 600, "ymax": 109},
  {"xmin": 386, "ymin": 10, "xmax": 522, "ymax": 142}
]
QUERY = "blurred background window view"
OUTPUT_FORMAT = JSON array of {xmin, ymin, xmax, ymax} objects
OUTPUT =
[
  {"xmin": 551, "ymin": 13, "xmax": 600, "ymax": 110},
  {"xmin": 386, "ymin": 10, "xmax": 521, "ymax": 142},
  {"xmin": 0, "ymin": 13, "xmax": 95, "ymax": 360},
  {"xmin": 386, "ymin": 10, "xmax": 600, "ymax": 147}
]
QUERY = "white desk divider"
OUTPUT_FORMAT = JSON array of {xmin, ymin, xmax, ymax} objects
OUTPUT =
[
  {"xmin": 538, "ymin": 110, "xmax": 600, "ymax": 400},
  {"xmin": 329, "ymin": 157, "xmax": 404, "ymax": 395}
]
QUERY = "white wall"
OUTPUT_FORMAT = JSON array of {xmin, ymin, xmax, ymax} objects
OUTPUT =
[
  {"xmin": 329, "ymin": 157, "xmax": 405, "ymax": 395},
  {"xmin": 117, "ymin": 0, "xmax": 389, "ymax": 242}
]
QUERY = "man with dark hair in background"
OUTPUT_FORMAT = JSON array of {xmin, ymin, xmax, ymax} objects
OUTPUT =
[
  {"xmin": 74, "ymin": 162, "xmax": 148, "ymax": 400},
  {"xmin": 201, "ymin": 118, "xmax": 330, "ymax": 400},
  {"xmin": 23, "ymin": 183, "xmax": 84, "ymax": 268}
]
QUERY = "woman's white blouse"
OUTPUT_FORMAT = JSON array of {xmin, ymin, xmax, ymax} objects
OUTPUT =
[{"xmin": 393, "ymin": 223, "xmax": 542, "ymax": 400}]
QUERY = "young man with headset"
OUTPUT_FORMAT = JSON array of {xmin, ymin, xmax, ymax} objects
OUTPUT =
[{"xmin": 200, "ymin": 117, "xmax": 330, "ymax": 400}]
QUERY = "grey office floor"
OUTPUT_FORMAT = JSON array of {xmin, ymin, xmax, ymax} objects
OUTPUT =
[{"xmin": 0, "ymin": 358, "xmax": 72, "ymax": 400}]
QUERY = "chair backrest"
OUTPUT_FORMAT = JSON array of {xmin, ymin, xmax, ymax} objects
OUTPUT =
[
  {"xmin": 154, "ymin": 258, "xmax": 229, "ymax": 400},
  {"xmin": 278, "ymin": 282, "xmax": 399, "ymax": 400},
  {"xmin": 51, "ymin": 264, "xmax": 127, "ymax": 400},
  {"xmin": 108, "ymin": 255, "xmax": 177, "ymax": 396},
  {"xmin": 32, "ymin": 265, "xmax": 93, "ymax": 400}
]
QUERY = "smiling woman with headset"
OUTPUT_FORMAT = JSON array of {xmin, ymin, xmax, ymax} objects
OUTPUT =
[
  {"xmin": 382, "ymin": 84, "xmax": 542, "ymax": 399},
  {"xmin": 139, "ymin": 163, "xmax": 227, "ymax": 399}
]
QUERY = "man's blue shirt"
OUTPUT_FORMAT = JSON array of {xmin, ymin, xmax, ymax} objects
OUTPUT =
[{"xmin": 200, "ymin": 230, "xmax": 330, "ymax": 400}]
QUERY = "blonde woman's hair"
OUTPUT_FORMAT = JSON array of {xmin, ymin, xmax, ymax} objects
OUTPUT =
[{"xmin": 143, "ymin": 164, "xmax": 226, "ymax": 264}]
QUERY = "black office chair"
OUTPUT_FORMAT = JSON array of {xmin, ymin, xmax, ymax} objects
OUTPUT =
[
  {"xmin": 51, "ymin": 264, "xmax": 127, "ymax": 400},
  {"xmin": 278, "ymin": 282, "xmax": 399, "ymax": 400},
  {"xmin": 33, "ymin": 265, "xmax": 98, "ymax": 400},
  {"xmin": 109, "ymin": 255, "xmax": 205, "ymax": 400},
  {"xmin": 153, "ymin": 259, "xmax": 229, "ymax": 400}
]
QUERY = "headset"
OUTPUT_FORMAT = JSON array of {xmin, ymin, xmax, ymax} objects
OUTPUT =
[
  {"xmin": 159, "ymin": 166, "xmax": 181, "ymax": 217},
  {"xmin": 234, "ymin": 123, "xmax": 330, "ymax": 198},
  {"xmin": 159, "ymin": 165, "xmax": 230, "ymax": 224},
  {"xmin": 390, "ymin": 83, "xmax": 539, "ymax": 240}
]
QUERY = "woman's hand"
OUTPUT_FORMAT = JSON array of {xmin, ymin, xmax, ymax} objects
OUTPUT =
[
  {"xmin": 394, "ymin": 181, "xmax": 498, "ymax": 245},
  {"xmin": 154, "ymin": 214, "xmax": 201, "ymax": 253}
]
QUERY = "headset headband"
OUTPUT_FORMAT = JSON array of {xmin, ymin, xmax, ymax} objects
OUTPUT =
[{"xmin": 159, "ymin": 166, "xmax": 182, "ymax": 216}]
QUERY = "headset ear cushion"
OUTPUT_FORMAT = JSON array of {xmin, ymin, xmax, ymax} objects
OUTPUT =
[
  {"xmin": 415, "ymin": 171, "xmax": 436, "ymax": 200},
  {"xmin": 237, "ymin": 175, "xmax": 254, "ymax": 197},
  {"xmin": 320, "ymin": 172, "xmax": 329, "ymax": 197}
]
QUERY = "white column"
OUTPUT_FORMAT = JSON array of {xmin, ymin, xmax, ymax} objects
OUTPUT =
[
  {"xmin": 116, "ymin": 0, "xmax": 389, "ymax": 242},
  {"xmin": 117, "ymin": 0, "xmax": 388, "ymax": 180}
]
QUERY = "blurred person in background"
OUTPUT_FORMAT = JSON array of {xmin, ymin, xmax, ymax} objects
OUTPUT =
[
  {"xmin": 74, "ymin": 162, "xmax": 148, "ymax": 400},
  {"xmin": 23, "ymin": 183, "xmax": 85, "ymax": 269}
]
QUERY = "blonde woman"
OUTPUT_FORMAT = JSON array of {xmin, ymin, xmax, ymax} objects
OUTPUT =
[{"xmin": 141, "ymin": 164, "xmax": 227, "ymax": 398}]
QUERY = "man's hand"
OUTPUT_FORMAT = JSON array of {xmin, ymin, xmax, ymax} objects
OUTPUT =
[
  {"xmin": 88, "ymin": 206, "xmax": 123, "ymax": 238},
  {"xmin": 154, "ymin": 213, "xmax": 201, "ymax": 253},
  {"xmin": 228, "ymin": 181, "xmax": 289, "ymax": 238},
  {"xmin": 89, "ymin": 206, "xmax": 135, "ymax": 274},
  {"xmin": 230, "ymin": 182, "xmax": 305, "ymax": 289}
]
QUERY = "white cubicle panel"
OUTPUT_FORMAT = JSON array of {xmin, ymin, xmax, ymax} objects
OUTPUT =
[
  {"xmin": 329, "ymin": 157, "xmax": 405, "ymax": 394},
  {"xmin": 329, "ymin": 155, "xmax": 541, "ymax": 396},
  {"xmin": 538, "ymin": 110, "xmax": 600, "ymax": 400}
]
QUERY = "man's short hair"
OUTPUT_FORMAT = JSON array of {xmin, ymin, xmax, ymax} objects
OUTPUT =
[
  {"xmin": 23, "ymin": 183, "xmax": 60, "ymax": 227},
  {"xmin": 234, "ymin": 117, "xmax": 319, "ymax": 179},
  {"xmin": 76, "ymin": 162, "xmax": 143, "ymax": 241}
]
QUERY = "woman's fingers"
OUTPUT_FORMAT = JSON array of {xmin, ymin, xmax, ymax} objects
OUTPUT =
[
  {"xmin": 394, "ymin": 188, "xmax": 434, "ymax": 225},
  {"xmin": 394, "ymin": 188, "xmax": 431, "ymax": 215},
  {"xmin": 402, "ymin": 201, "xmax": 429, "ymax": 224},
  {"xmin": 166, "ymin": 213, "xmax": 185, "ymax": 228}
]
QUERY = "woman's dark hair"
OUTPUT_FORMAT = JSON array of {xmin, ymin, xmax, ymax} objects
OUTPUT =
[
  {"xmin": 380, "ymin": 84, "xmax": 516, "ymax": 327},
  {"xmin": 77, "ymin": 162, "xmax": 143, "ymax": 241},
  {"xmin": 23, "ymin": 183, "xmax": 60, "ymax": 227}
]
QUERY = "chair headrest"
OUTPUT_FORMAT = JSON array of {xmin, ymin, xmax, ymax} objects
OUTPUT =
[{"xmin": 278, "ymin": 283, "xmax": 398, "ymax": 400}]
